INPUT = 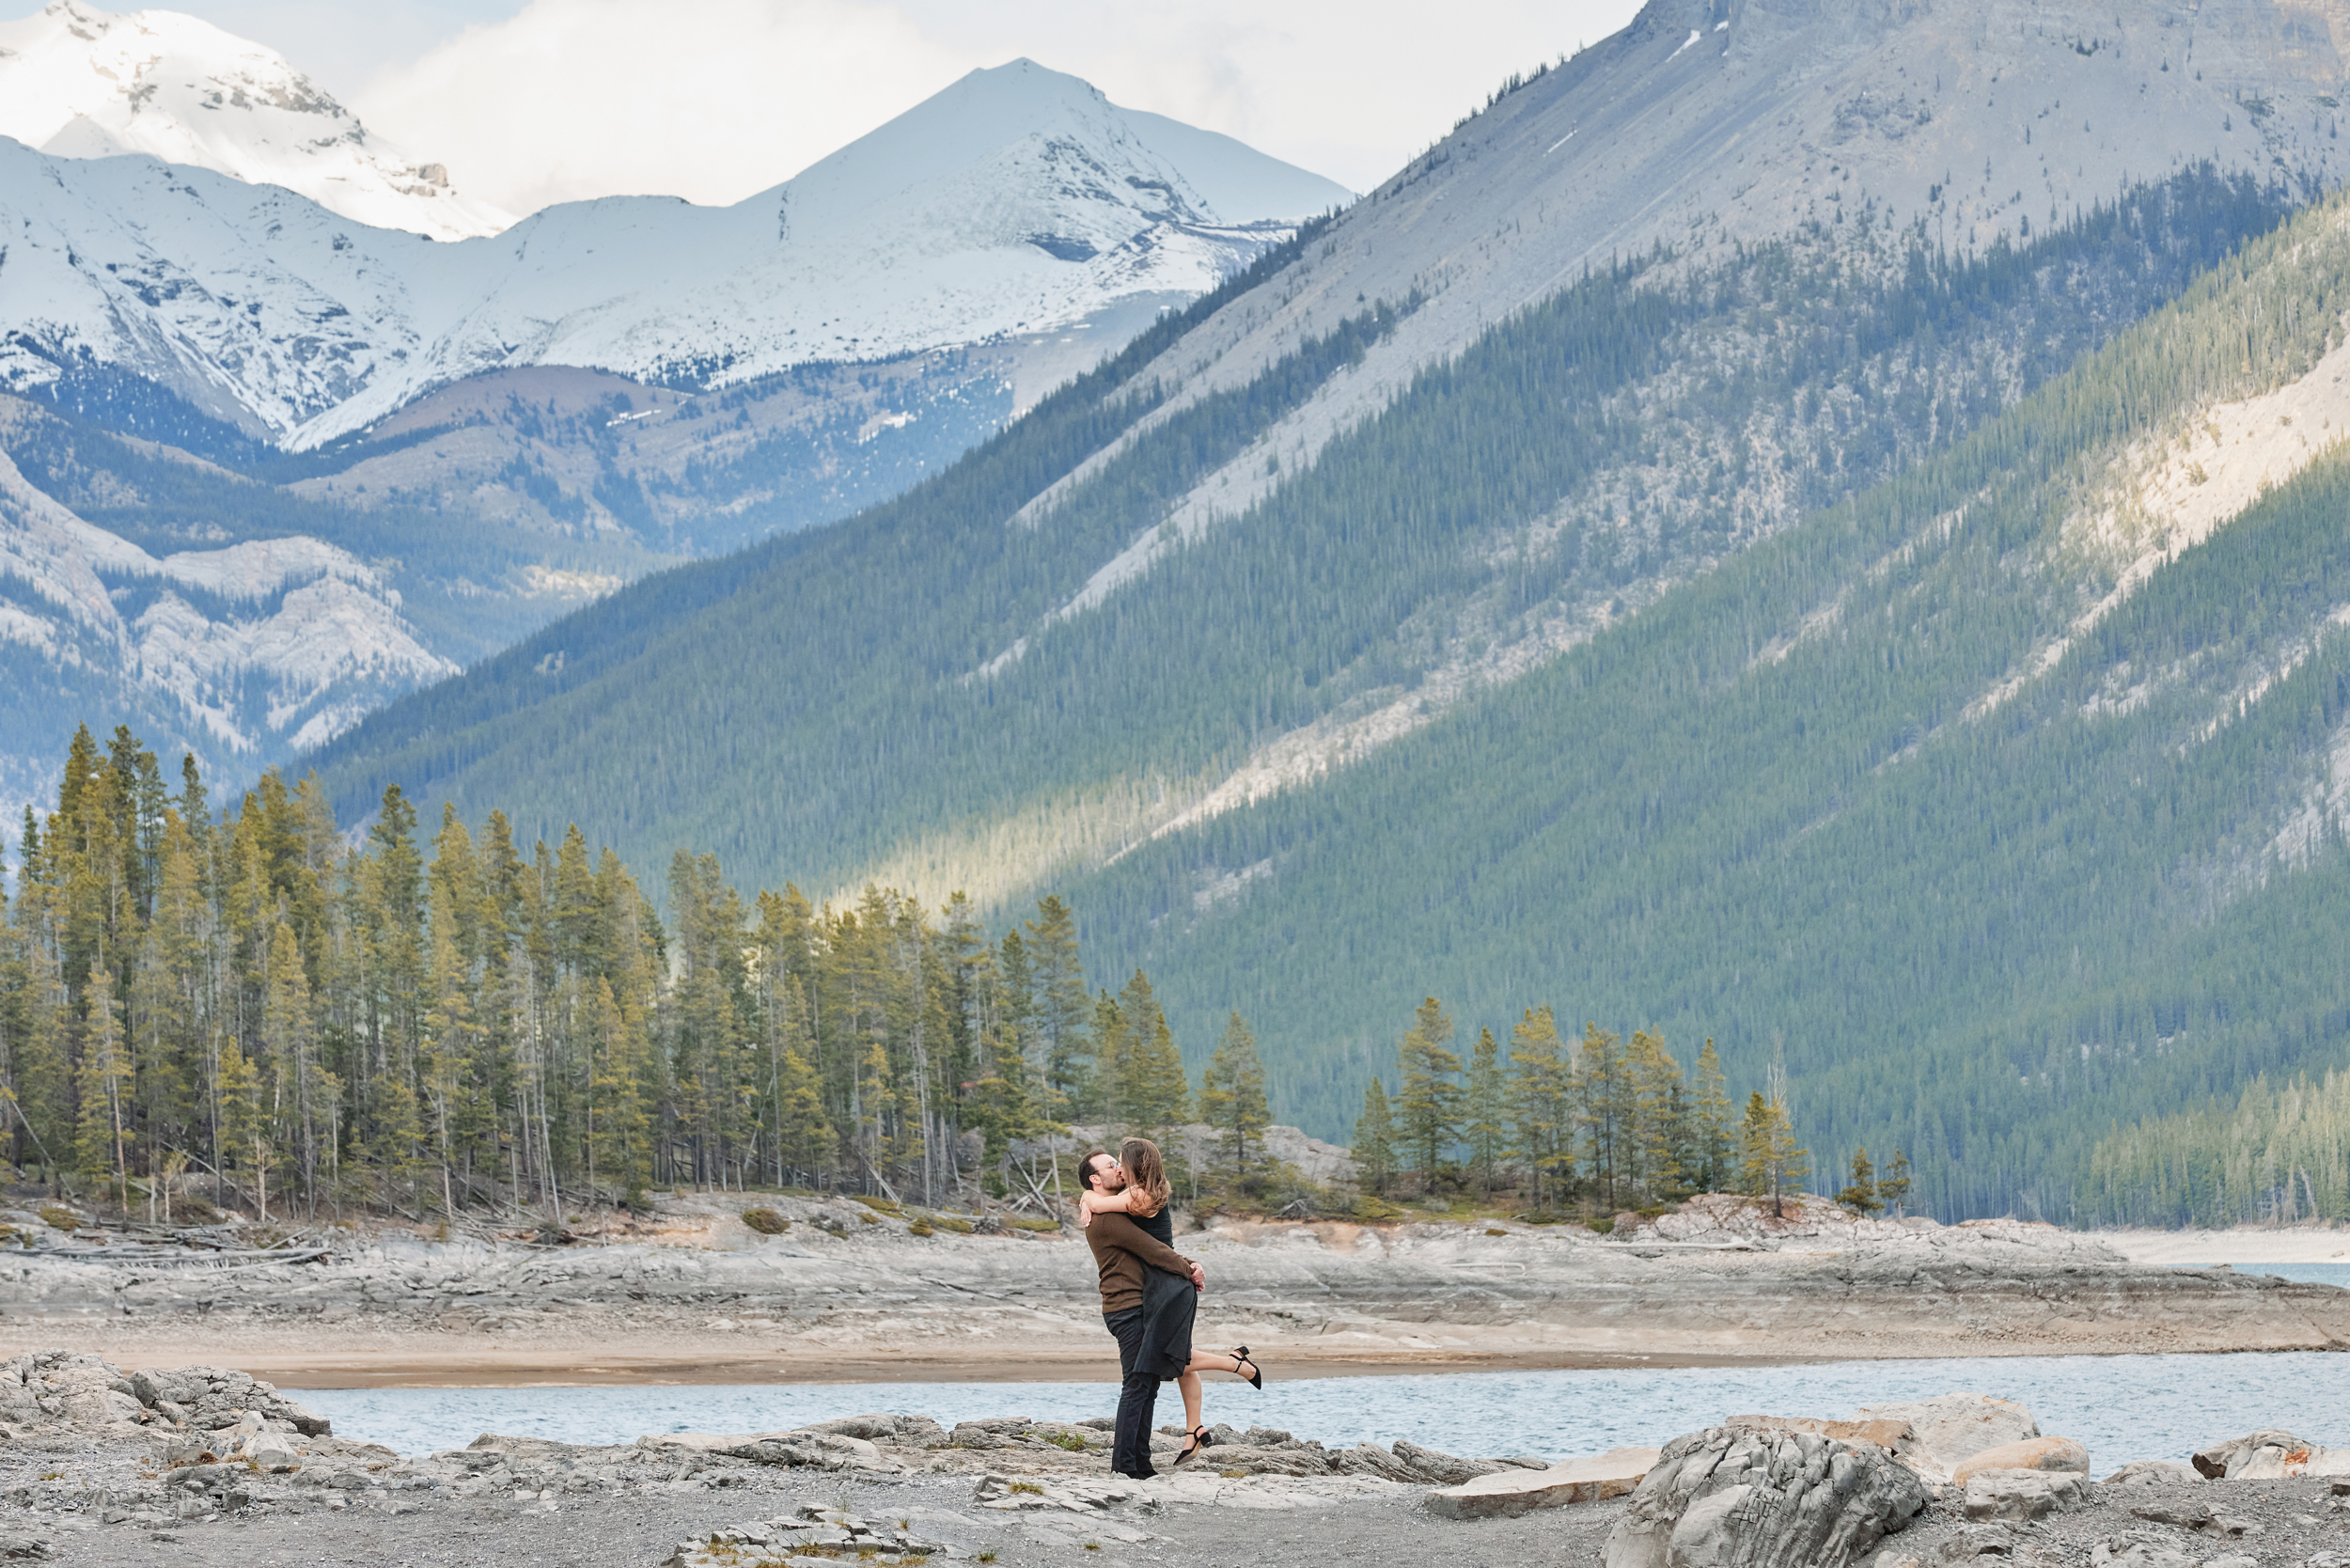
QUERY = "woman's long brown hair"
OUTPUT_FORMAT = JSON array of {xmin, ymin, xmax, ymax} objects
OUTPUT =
[{"xmin": 1119, "ymin": 1137, "xmax": 1172, "ymax": 1218}]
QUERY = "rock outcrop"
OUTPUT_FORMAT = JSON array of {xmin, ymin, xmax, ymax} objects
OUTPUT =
[
  {"xmin": 1854, "ymin": 1393, "xmax": 2040, "ymax": 1481},
  {"xmin": 1426, "ymin": 1446, "xmax": 1658, "ymax": 1520},
  {"xmin": 0, "ymin": 1352, "xmax": 328, "ymax": 1451},
  {"xmin": 1604, "ymin": 1424, "xmax": 1929, "ymax": 1568},
  {"xmin": 2192, "ymin": 1430, "xmax": 2350, "ymax": 1480}
]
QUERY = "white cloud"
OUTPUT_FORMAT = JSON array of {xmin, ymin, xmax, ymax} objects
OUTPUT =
[{"xmin": 352, "ymin": 0, "xmax": 974, "ymax": 213}]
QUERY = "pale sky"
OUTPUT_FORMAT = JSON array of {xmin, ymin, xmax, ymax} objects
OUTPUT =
[{"xmin": 116, "ymin": 0, "xmax": 1647, "ymax": 214}]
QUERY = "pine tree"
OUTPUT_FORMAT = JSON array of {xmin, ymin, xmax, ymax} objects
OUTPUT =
[
  {"xmin": 1877, "ymin": 1148, "xmax": 1914, "ymax": 1218},
  {"xmin": 1691, "ymin": 1039, "xmax": 1734, "ymax": 1193},
  {"xmin": 1739, "ymin": 1091, "xmax": 1809, "ymax": 1217},
  {"xmin": 74, "ymin": 966, "xmax": 133, "ymax": 1209},
  {"xmin": 260, "ymin": 921, "xmax": 321, "ymax": 1210},
  {"xmin": 1089, "ymin": 990, "xmax": 1132, "ymax": 1125},
  {"xmin": 588, "ymin": 977, "xmax": 650, "ymax": 1201},
  {"xmin": 1465, "ymin": 1027, "xmax": 1506, "ymax": 1195},
  {"xmin": 1125, "ymin": 1011, "xmax": 1189, "ymax": 1138},
  {"xmin": 1026, "ymin": 897, "xmax": 1091, "ymax": 1118},
  {"xmin": 216, "ymin": 1033, "xmax": 260, "ymax": 1214},
  {"xmin": 1574, "ymin": 1024, "xmax": 1630, "ymax": 1211},
  {"xmin": 1625, "ymin": 1028, "xmax": 1684, "ymax": 1200},
  {"xmin": 1395, "ymin": 996, "xmax": 1462, "ymax": 1189},
  {"xmin": 1507, "ymin": 1006, "xmax": 1574, "ymax": 1209},
  {"xmin": 1354, "ymin": 1075, "xmax": 1396, "ymax": 1197},
  {"xmin": 1838, "ymin": 1146, "xmax": 1883, "ymax": 1214},
  {"xmin": 1198, "ymin": 1011, "xmax": 1272, "ymax": 1180}
]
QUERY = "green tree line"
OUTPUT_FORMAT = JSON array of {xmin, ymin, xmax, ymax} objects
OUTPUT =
[
  {"xmin": 1344, "ymin": 996, "xmax": 1872, "ymax": 1219},
  {"xmin": 0, "ymin": 727, "xmax": 1286, "ymax": 1221},
  {"xmin": 2088, "ymin": 1068, "xmax": 2350, "ymax": 1227}
]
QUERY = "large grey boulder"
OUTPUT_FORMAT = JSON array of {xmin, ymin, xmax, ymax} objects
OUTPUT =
[{"xmin": 1604, "ymin": 1425, "xmax": 1929, "ymax": 1568}]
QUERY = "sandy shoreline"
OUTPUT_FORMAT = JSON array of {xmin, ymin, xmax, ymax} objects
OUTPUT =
[
  {"xmin": 5, "ymin": 1196, "xmax": 2346, "ymax": 1390},
  {"xmin": 2096, "ymin": 1225, "xmax": 2350, "ymax": 1266}
]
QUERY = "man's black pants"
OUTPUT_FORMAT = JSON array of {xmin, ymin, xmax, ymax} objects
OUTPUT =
[{"xmin": 1104, "ymin": 1309, "xmax": 1158, "ymax": 1477}]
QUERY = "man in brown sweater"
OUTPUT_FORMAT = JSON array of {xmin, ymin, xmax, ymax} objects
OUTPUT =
[{"xmin": 1078, "ymin": 1150, "xmax": 1201, "ymax": 1479}]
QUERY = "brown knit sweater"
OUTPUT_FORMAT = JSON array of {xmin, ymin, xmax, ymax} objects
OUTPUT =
[{"xmin": 1084, "ymin": 1211, "xmax": 1197, "ymax": 1316}]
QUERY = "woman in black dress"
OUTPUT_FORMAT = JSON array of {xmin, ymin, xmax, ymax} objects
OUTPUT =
[{"xmin": 1080, "ymin": 1137, "xmax": 1262, "ymax": 1463}]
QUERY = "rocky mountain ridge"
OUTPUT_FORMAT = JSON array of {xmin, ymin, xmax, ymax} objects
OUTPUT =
[
  {"xmin": 0, "ymin": 0, "xmax": 510, "ymax": 241},
  {"xmin": 0, "ymin": 43, "xmax": 1349, "ymax": 818},
  {"xmin": 0, "ymin": 56, "xmax": 1343, "ymax": 451}
]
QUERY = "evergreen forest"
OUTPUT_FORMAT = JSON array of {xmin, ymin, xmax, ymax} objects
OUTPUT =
[
  {"xmin": 2, "ymin": 727, "xmax": 1842, "ymax": 1224},
  {"xmin": 295, "ymin": 166, "xmax": 2350, "ymax": 1224}
]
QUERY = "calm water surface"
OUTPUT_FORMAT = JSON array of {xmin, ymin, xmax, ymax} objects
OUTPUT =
[
  {"xmin": 288, "ymin": 1259, "xmax": 2350, "ymax": 1463},
  {"xmin": 292, "ymin": 1350, "xmax": 2350, "ymax": 1466}
]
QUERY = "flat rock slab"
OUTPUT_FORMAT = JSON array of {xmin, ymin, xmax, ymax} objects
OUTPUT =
[
  {"xmin": 1951, "ymin": 1436, "xmax": 2089, "ymax": 1482},
  {"xmin": 1961, "ymin": 1467, "xmax": 2091, "ymax": 1522},
  {"xmin": 1425, "ymin": 1446, "xmax": 1659, "ymax": 1520}
]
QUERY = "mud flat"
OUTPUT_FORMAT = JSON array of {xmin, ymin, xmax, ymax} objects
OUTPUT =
[{"xmin": 1, "ymin": 1196, "xmax": 2344, "ymax": 1388}]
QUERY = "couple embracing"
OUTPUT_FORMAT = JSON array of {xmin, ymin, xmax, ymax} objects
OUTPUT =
[{"xmin": 1076, "ymin": 1137, "xmax": 1263, "ymax": 1479}]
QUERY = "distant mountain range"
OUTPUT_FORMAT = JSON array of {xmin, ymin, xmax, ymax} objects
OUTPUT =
[
  {"xmin": 306, "ymin": 0, "xmax": 2350, "ymax": 1218},
  {"xmin": 0, "ymin": 7, "xmax": 1351, "ymax": 814}
]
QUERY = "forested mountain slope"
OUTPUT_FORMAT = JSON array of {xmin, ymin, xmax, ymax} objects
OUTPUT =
[
  {"xmin": 1069, "ymin": 184, "xmax": 2350, "ymax": 1222},
  {"xmin": 0, "ymin": 51, "xmax": 1344, "ymax": 821},
  {"xmin": 285, "ymin": 2, "xmax": 2350, "ymax": 1216},
  {"xmin": 313, "ymin": 0, "xmax": 2350, "ymax": 909},
  {"xmin": 312, "ymin": 168, "xmax": 2299, "ymax": 904}
]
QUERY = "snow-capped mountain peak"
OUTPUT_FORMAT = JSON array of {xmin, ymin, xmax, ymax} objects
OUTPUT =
[
  {"xmin": 0, "ymin": 0, "xmax": 511, "ymax": 241},
  {"xmin": 782, "ymin": 59, "xmax": 1216, "ymax": 240},
  {"xmin": 781, "ymin": 58, "xmax": 1349, "ymax": 232}
]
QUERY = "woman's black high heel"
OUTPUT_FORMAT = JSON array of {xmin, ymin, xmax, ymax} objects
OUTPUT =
[
  {"xmin": 1175, "ymin": 1425, "xmax": 1212, "ymax": 1465},
  {"xmin": 1231, "ymin": 1345, "xmax": 1262, "ymax": 1389}
]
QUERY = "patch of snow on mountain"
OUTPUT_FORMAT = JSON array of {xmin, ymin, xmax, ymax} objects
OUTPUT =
[
  {"xmin": 0, "ymin": 56, "xmax": 1332, "ymax": 447},
  {"xmin": 0, "ymin": 0, "xmax": 511, "ymax": 241}
]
